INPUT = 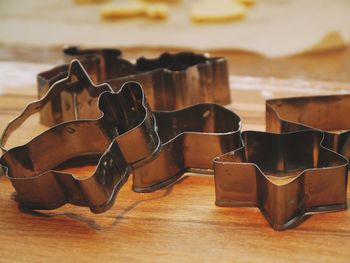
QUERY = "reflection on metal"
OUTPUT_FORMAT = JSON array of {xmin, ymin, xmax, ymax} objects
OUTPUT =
[
  {"xmin": 38, "ymin": 46, "xmax": 231, "ymax": 126},
  {"xmin": 0, "ymin": 59, "xmax": 241, "ymax": 216},
  {"xmin": 214, "ymin": 130, "xmax": 348, "ymax": 231},
  {"xmin": 0, "ymin": 60, "xmax": 160, "ymax": 213},
  {"xmin": 132, "ymin": 103, "xmax": 242, "ymax": 192},
  {"xmin": 266, "ymin": 94, "xmax": 350, "ymax": 160},
  {"xmin": 1, "ymin": 51, "xmax": 348, "ymax": 231}
]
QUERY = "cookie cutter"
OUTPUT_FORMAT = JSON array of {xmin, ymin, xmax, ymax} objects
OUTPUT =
[
  {"xmin": 132, "ymin": 103, "xmax": 242, "ymax": 192},
  {"xmin": 0, "ymin": 60, "xmax": 160, "ymax": 213},
  {"xmin": 1, "ymin": 58, "xmax": 240, "ymax": 214},
  {"xmin": 38, "ymin": 46, "xmax": 231, "ymax": 126},
  {"xmin": 266, "ymin": 94, "xmax": 350, "ymax": 159},
  {"xmin": 62, "ymin": 46, "xmax": 122, "ymax": 63},
  {"xmin": 214, "ymin": 130, "xmax": 348, "ymax": 231},
  {"xmin": 37, "ymin": 46, "xmax": 134, "ymax": 126}
]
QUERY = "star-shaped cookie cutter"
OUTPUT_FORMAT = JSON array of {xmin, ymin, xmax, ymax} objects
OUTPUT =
[
  {"xmin": 38, "ymin": 46, "xmax": 231, "ymax": 126},
  {"xmin": 132, "ymin": 103, "xmax": 242, "ymax": 192},
  {"xmin": 0, "ymin": 60, "xmax": 160, "ymax": 213},
  {"xmin": 214, "ymin": 130, "xmax": 348, "ymax": 230},
  {"xmin": 266, "ymin": 95, "xmax": 350, "ymax": 160}
]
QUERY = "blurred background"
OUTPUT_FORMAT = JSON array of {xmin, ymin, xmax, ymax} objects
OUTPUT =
[
  {"xmin": 1, "ymin": 0, "xmax": 350, "ymax": 83},
  {"xmin": 1, "ymin": 2, "xmax": 350, "ymax": 262}
]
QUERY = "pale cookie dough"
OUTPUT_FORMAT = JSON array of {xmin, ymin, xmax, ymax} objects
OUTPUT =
[
  {"xmin": 101, "ymin": 1, "xmax": 168, "ymax": 20},
  {"xmin": 145, "ymin": 4, "xmax": 169, "ymax": 19},
  {"xmin": 101, "ymin": 2, "xmax": 145, "ymax": 19},
  {"xmin": 190, "ymin": 0, "xmax": 246, "ymax": 22},
  {"xmin": 238, "ymin": 0, "xmax": 256, "ymax": 6},
  {"xmin": 141, "ymin": 0, "xmax": 180, "ymax": 3},
  {"xmin": 300, "ymin": 32, "xmax": 347, "ymax": 54},
  {"xmin": 74, "ymin": 0, "xmax": 109, "ymax": 4}
]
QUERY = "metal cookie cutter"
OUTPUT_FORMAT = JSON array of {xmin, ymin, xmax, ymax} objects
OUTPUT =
[
  {"xmin": 0, "ymin": 60, "xmax": 160, "ymax": 213},
  {"xmin": 214, "ymin": 130, "xmax": 348, "ymax": 231},
  {"xmin": 38, "ymin": 46, "xmax": 231, "ymax": 126},
  {"xmin": 63, "ymin": 46, "xmax": 122, "ymax": 63},
  {"xmin": 37, "ymin": 47, "xmax": 133, "ymax": 126},
  {"xmin": 132, "ymin": 104, "xmax": 242, "ymax": 193},
  {"xmin": 266, "ymin": 95, "xmax": 350, "ymax": 160}
]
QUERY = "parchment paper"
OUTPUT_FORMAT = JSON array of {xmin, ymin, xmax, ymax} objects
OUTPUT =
[{"xmin": 0, "ymin": 0, "xmax": 349, "ymax": 57}]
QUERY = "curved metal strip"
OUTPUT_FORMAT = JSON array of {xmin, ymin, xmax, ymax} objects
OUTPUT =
[
  {"xmin": 214, "ymin": 130, "xmax": 348, "ymax": 230},
  {"xmin": 38, "ymin": 47, "xmax": 231, "ymax": 126},
  {"xmin": 0, "ymin": 60, "xmax": 160, "ymax": 213},
  {"xmin": 132, "ymin": 103, "xmax": 242, "ymax": 192},
  {"xmin": 266, "ymin": 94, "xmax": 350, "ymax": 159}
]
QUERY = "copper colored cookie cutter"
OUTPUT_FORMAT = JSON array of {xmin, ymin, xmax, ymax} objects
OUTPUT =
[
  {"xmin": 0, "ymin": 60, "xmax": 160, "ymax": 213},
  {"xmin": 0, "ymin": 59, "xmax": 241, "ymax": 213},
  {"xmin": 214, "ymin": 130, "xmax": 348, "ymax": 231},
  {"xmin": 266, "ymin": 94, "xmax": 350, "ymax": 159},
  {"xmin": 132, "ymin": 103, "xmax": 242, "ymax": 192},
  {"xmin": 38, "ymin": 46, "xmax": 231, "ymax": 126}
]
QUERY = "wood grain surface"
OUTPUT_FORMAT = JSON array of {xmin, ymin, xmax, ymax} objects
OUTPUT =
[{"xmin": 1, "ymin": 60, "xmax": 350, "ymax": 262}]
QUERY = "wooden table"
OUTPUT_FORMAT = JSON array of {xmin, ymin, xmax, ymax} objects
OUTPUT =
[{"xmin": 1, "ymin": 46, "xmax": 350, "ymax": 262}]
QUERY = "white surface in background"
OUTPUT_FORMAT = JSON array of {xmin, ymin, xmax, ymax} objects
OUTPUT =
[
  {"xmin": 0, "ymin": 0, "xmax": 349, "ymax": 57},
  {"xmin": 0, "ymin": 62, "xmax": 53, "ymax": 94},
  {"xmin": 229, "ymin": 75, "xmax": 350, "ymax": 102}
]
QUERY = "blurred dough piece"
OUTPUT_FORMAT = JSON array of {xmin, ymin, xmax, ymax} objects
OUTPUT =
[
  {"xmin": 301, "ymin": 32, "xmax": 347, "ymax": 54},
  {"xmin": 145, "ymin": 4, "xmax": 169, "ymax": 19},
  {"xmin": 74, "ymin": 0, "xmax": 109, "ymax": 4},
  {"xmin": 190, "ymin": 0, "xmax": 246, "ymax": 22},
  {"xmin": 238, "ymin": 0, "xmax": 256, "ymax": 6},
  {"xmin": 142, "ymin": 0, "xmax": 179, "ymax": 2},
  {"xmin": 101, "ymin": 2, "xmax": 145, "ymax": 19}
]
